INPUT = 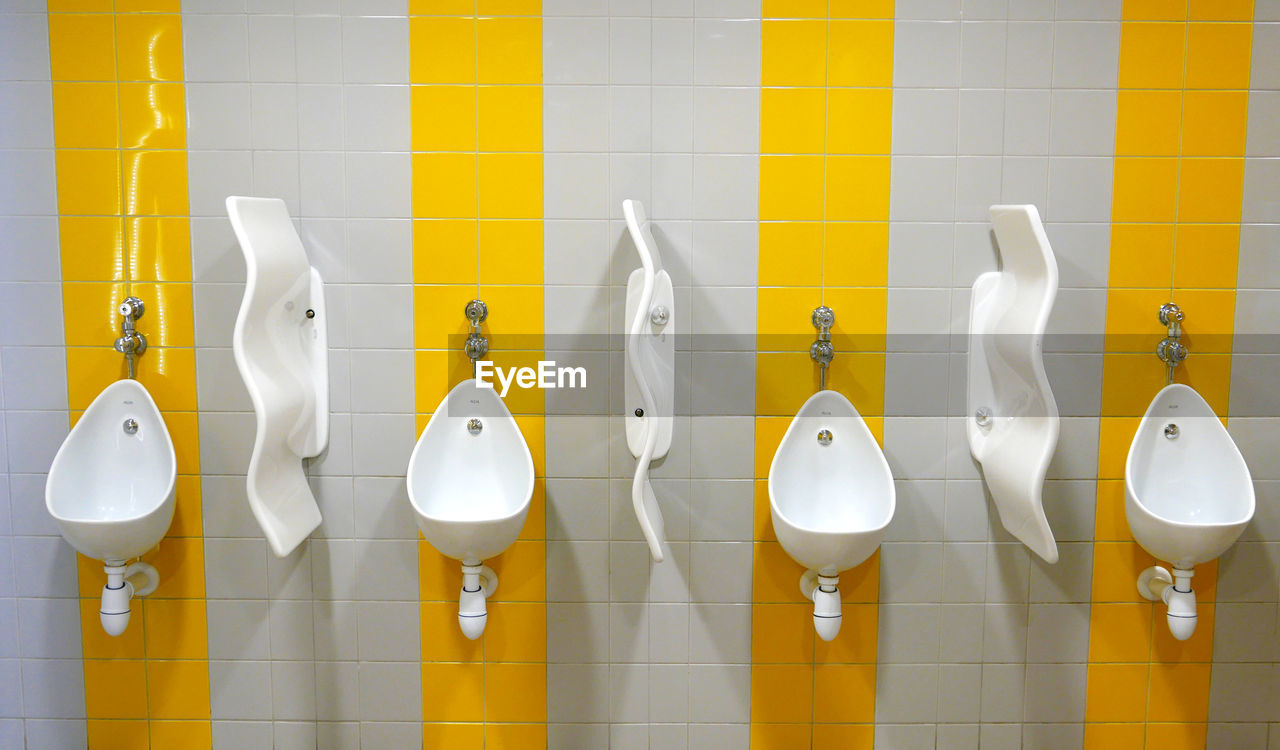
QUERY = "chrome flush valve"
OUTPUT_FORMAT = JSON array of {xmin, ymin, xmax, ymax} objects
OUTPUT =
[
  {"xmin": 810, "ymin": 306, "xmax": 835, "ymax": 390},
  {"xmin": 464, "ymin": 299, "xmax": 489, "ymax": 365},
  {"xmin": 113, "ymin": 296, "xmax": 147, "ymax": 378},
  {"xmin": 1156, "ymin": 303, "xmax": 1187, "ymax": 384}
]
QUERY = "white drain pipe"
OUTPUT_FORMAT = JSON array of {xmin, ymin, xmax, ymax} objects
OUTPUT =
[
  {"xmin": 458, "ymin": 563, "xmax": 497, "ymax": 640},
  {"xmin": 1139, "ymin": 566, "xmax": 1197, "ymax": 640},
  {"xmin": 100, "ymin": 562, "xmax": 159, "ymax": 636}
]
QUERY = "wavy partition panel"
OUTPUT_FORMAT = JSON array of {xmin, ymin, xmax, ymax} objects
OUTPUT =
[
  {"xmin": 967, "ymin": 204, "xmax": 1061, "ymax": 564},
  {"xmin": 226, "ymin": 196, "xmax": 328, "ymax": 557},
  {"xmin": 623, "ymin": 198, "xmax": 675, "ymax": 563}
]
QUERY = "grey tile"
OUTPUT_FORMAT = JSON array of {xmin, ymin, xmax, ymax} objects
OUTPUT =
[
  {"xmin": 1029, "ymin": 542, "xmax": 1092, "ymax": 602},
  {"xmin": 356, "ymin": 662, "xmax": 419, "ymax": 721},
  {"xmin": 18, "ymin": 659, "xmax": 83, "ymax": 719},
  {"xmin": 548, "ymin": 602, "xmax": 609, "ymax": 663},
  {"xmin": 878, "ymin": 604, "xmax": 941, "ymax": 663},
  {"xmin": 875, "ymin": 664, "xmax": 939, "ymax": 723},
  {"xmin": 884, "ymin": 353, "xmax": 950, "ymax": 417},
  {"xmin": 1027, "ymin": 602, "xmax": 1090, "ymax": 663},
  {"xmin": 979, "ymin": 662, "xmax": 1025, "ymax": 723},
  {"xmin": 688, "ymin": 664, "xmax": 749, "ymax": 723},
  {"xmin": 356, "ymin": 601, "xmax": 418, "ymax": 661},
  {"xmin": 880, "ymin": 542, "xmax": 944, "ymax": 603},
  {"xmin": 549, "ymin": 664, "xmax": 610, "ymax": 722},
  {"xmin": 207, "ymin": 600, "xmax": 270, "ymax": 660},
  {"xmin": 1208, "ymin": 663, "xmax": 1280, "ymax": 722},
  {"xmin": 210, "ymin": 661, "xmax": 272, "ymax": 720},
  {"xmin": 938, "ymin": 663, "xmax": 982, "ymax": 723},
  {"xmin": 1208, "ymin": 723, "xmax": 1269, "ymax": 750},
  {"xmin": 886, "ymin": 480, "xmax": 945, "ymax": 543},
  {"xmin": 1024, "ymin": 663, "xmax": 1086, "ymax": 722}
]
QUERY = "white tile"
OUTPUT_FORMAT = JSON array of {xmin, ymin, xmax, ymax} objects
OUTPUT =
[
  {"xmin": 549, "ymin": 665, "xmax": 610, "ymax": 722},
  {"xmin": 1050, "ymin": 89, "xmax": 1117, "ymax": 156},
  {"xmin": 250, "ymin": 83, "xmax": 300, "ymax": 149},
  {"xmin": 205, "ymin": 538, "xmax": 270, "ymax": 598},
  {"xmin": 207, "ymin": 600, "xmax": 270, "ymax": 659},
  {"xmin": 247, "ymin": 14, "xmax": 296, "ymax": 82},
  {"xmin": 693, "ymin": 87, "xmax": 759, "ymax": 154},
  {"xmin": 188, "ymin": 150, "xmax": 255, "ymax": 217},
  {"xmin": 343, "ymin": 85, "xmax": 409, "ymax": 151},
  {"xmin": 356, "ymin": 601, "xmax": 418, "ymax": 661},
  {"xmin": 296, "ymin": 16, "xmax": 344, "ymax": 83},
  {"xmin": 653, "ymin": 86, "xmax": 695, "ymax": 152},
  {"xmin": 610, "ymin": 153, "xmax": 653, "ymax": 219},
  {"xmin": 692, "ymin": 154, "xmax": 757, "ymax": 220},
  {"xmin": 875, "ymin": 663, "xmax": 939, "ymax": 723},
  {"xmin": 695, "ymin": 0, "xmax": 759, "ymax": 16},
  {"xmin": 0, "ymin": 218, "xmax": 59, "ymax": 282},
  {"xmin": 893, "ymin": 89, "xmax": 959, "ymax": 155},
  {"xmin": 890, "ymin": 156, "xmax": 956, "ymax": 221},
  {"xmin": 959, "ymin": 21, "xmax": 1006, "ymax": 87},
  {"xmin": 0, "ymin": 13, "xmax": 49, "ymax": 81},
  {"xmin": 547, "ymin": 540, "xmax": 610, "ymax": 601},
  {"xmin": 1047, "ymin": 156, "xmax": 1113, "ymax": 222},
  {"xmin": 880, "ymin": 542, "xmax": 944, "ymax": 602},
  {"xmin": 0, "ymin": 347, "xmax": 64, "ymax": 411},
  {"xmin": 1208, "ymin": 663, "xmax": 1280, "ymax": 722},
  {"xmin": 1045, "ymin": 222, "xmax": 1109, "ymax": 288},
  {"xmin": 341, "ymin": 16, "xmax": 407, "ymax": 83},
  {"xmin": 314, "ymin": 663, "xmax": 360, "ymax": 723},
  {"xmin": 544, "ymin": 86, "xmax": 609, "ymax": 152},
  {"xmin": 611, "ymin": 18, "xmax": 651, "ymax": 84},
  {"xmin": 883, "ymin": 417, "xmax": 948, "ymax": 479},
  {"xmin": 979, "ymin": 662, "xmax": 1025, "ymax": 722},
  {"xmin": 693, "ymin": 19, "xmax": 760, "ymax": 87},
  {"xmin": 894, "ymin": 21, "xmax": 960, "ymax": 88},
  {"xmin": 957, "ymin": 89, "xmax": 1004, "ymax": 156},
  {"xmin": 210, "ymin": 661, "xmax": 273, "ymax": 720},
  {"xmin": 955, "ymin": 156, "xmax": 1003, "ymax": 222},
  {"xmin": 1026, "ymin": 602, "xmax": 1090, "ymax": 662},
  {"xmin": 545, "ymin": 154, "xmax": 610, "ymax": 219},
  {"xmin": 252, "ymin": 150, "xmax": 301, "ymax": 216},
  {"xmin": 346, "ymin": 151, "xmax": 410, "ymax": 218},
  {"xmin": 1243, "ymin": 158, "xmax": 1280, "ymax": 223},
  {"xmin": 878, "ymin": 603, "xmax": 941, "ymax": 662},
  {"xmin": 0, "ymin": 150, "xmax": 56, "ymax": 216},
  {"xmin": 1002, "ymin": 89, "xmax": 1050, "ymax": 156},
  {"xmin": 0, "ymin": 82, "xmax": 51, "ymax": 149},
  {"xmin": 888, "ymin": 223, "xmax": 955, "ymax": 289},
  {"xmin": 184, "ymin": 14, "xmax": 250, "ymax": 82},
  {"xmin": 652, "ymin": 154, "xmax": 694, "ymax": 220},
  {"xmin": 21, "ymin": 721, "xmax": 85, "ymax": 750},
  {"xmin": 688, "ymin": 665, "xmax": 749, "ymax": 722},
  {"xmin": 18, "ymin": 659, "xmax": 84, "ymax": 719},
  {"xmin": 1005, "ymin": 21, "xmax": 1054, "ymax": 87},
  {"xmin": 653, "ymin": 18, "xmax": 695, "ymax": 85},
  {"xmin": 937, "ymin": 663, "xmax": 981, "ymax": 722},
  {"xmin": 611, "ymin": 664, "xmax": 648, "ymax": 722},
  {"xmin": 548, "ymin": 602, "xmax": 610, "ymax": 662},
  {"xmin": 1000, "ymin": 155, "xmax": 1048, "ymax": 209},
  {"xmin": 1052, "ymin": 21, "xmax": 1120, "ymax": 88},
  {"xmin": 897, "ymin": 0, "xmax": 962, "ymax": 20},
  {"xmin": 544, "ymin": 18, "xmax": 610, "ymax": 85},
  {"xmin": 689, "ymin": 542, "xmax": 751, "ymax": 602},
  {"xmin": 298, "ymin": 84, "xmax": 345, "ymax": 148},
  {"xmin": 3, "ymin": 411, "xmax": 63, "ymax": 474},
  {"xmin": 690, "ymin": 416, "xmax": 752, "ymax": 478}
]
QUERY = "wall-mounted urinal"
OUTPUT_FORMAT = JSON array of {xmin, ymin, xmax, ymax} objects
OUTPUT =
[
  {"xmin": 769, "ymin": 306, "xmax": 895, "ymax": 641},
  {"xmin": 47, "ymin": 299, "xmax": 172, "ymax": 635},
  {"xmin": 967, "ymin": 204, "xmax": 1060, "ymax": 563},
  {"xmin": 226, "ymin": 196, "xmax": 328, "ymax": 558},
  {"xmin": 1127, "ymin": 304, "xmax": 1255, "ymax": 640},
  {"xmin": 622, "ymin": 198, "xmax": 675, "ymax": 563},
  {"xmin": 408, "ymin": 300, "xmax": 534, "ymax": 639}
]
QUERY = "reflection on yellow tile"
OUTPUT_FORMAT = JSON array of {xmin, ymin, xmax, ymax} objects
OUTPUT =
[
  {"xmin": 150, "ymin": 721, "xmax": 212, "ymax": 750},
  {"xmin": 56, "ymin": 149, "xmax": 122, "ymax": 216},
  {"xmin": 115, "ymin": 13, "xmax": 183, "ymax": 81},
  {"xmin": 1108, "ymin": 223, "xmax": 1174, "ymax": 288},
  {"xmin": 68, "ymin": 345, "xmax": 125, "ymax": 408},
  {"xmin": 421, "ymin": 723, "xmax": 484, "ymax": 750},
  {"xmin": 760, "ymin": 155, "xmax": 824, "ymax": 221},
  {"xmin": 422, "ymin": 663, "xmax": 485, "ymax": 721},
  {"xmin": 754, "ymin": 419, "xmax": 789, "ymax": 480},
  {"xmin": 825, "ymin": 155, "xmax": 890, "ymax": 221},
  {"xmin": 1118, "ymin": 22, "xmax": 1185, "ymax": 89},
  {"xmin": 414, "ymin": 284, "xmax": 478, "ymax": 349},
  {"xmin": 1180, "ymin": 91, "xmax": 1247, "ymax": 158},
  {"xmin": 120, "ymin": 82, "xmax": 186, "ymax": 149},
  {"xmin": 130, "ymin": 281, "xmax": 194, "ymax": 347},
  {"xmin": 52, "ymin": 82, "xmax": 119, "ymax": 148},
  {"xmin": 825, "ymin": 287, "xmax": 887, "ymax": 340},
  {"xmin": 762, "ymin": 19, "xmax": 827, "ymax": 87},
  {"xmin": 148, "ymin": 660, "xmax": 211, "ymax": 719},
  {"xmin": 127, "ymin": 216, "xmax": 191, "ymax": 282},
  {"xmin": 517, "ymin": 479, "xmax": 544, "ymax": 541},
  {"xmin": 145, "ymin": 537, "xmax": 205, "ymax": 598},
  {"xmin": 484, "ymin": 663, "xmax": 546, "ymax": 722},
  {"xmin": 759, "ymin": 222, "xmax": 822, "ymax": 286},
  {"xmin": 1114, "ymin": 90, "xmax": 1180, "ymax": 157},
  {"xmin": 124, "ymin": 150, "xmax": 188, "ymax": 216},
  {"xmin": 751, "ymin": 663, "xmax": 813, "ymax": 722},
  {"xmin": 753, "ymin": 478, "xmax": 775, "ymax": 540},
  {"xmin": 1123, "ymin": 0, "xmax": 1186, "ymax": 20},
  {"xmin": 87, "ymin": 720, "xmax": 149, "ymax": 750},
  {"xmin": 478, "ymin": 85, "xmax": 541, "ymax": 152},
  {"xmin": 827, "ymin": 88, "xmax": 892, "ymax": 155},
  {"xmin": 1152, "ymin": 602, "xmax": 1216, "ymax": 662},
  {"xmin": 481, "ymin": 285, "xmax": 544, "ymax": 338},
  {"xmin": 764, "ymin": 0, "xmax": 827, "ymax": 16},
  {"xmin": 411, "ymin": 0, "xmax": 476, "ymax": 13},
  {"xmin": 813, "ymin": 664, "xmax": 875, "ymax": 722},
  {"xmin": 829, "ymin": 0, "xmax": 895, "ymax": 17},
  {"xmin": 135, "ymin": 346, "xmax": 198, "ymax": 411},
  {"xmin": 421, "ymin": 601, "xmax": 482, "ymax": 661},
  {"xmin": 516, "ymin": 415, "xmax": 544, "ymax": 475},
  {"xmin": 410, "ymin": 17, "xmax": 476, "ymax": 84},
  {"xmin": 412, "ymin": 85, "xmax": 477, "ymax": 152},
  {"xmin": 1147, "ymin": 663, "xmax": 1210, "ymax": 722},
  {"xmin": 828, "ymin": 20, "xmax": 894, "ymax": 87},
  {"xmin": 60, "ymin": 216, "xmax": 125, "ymax": 281},
  {"xmin": 62, "ymin": 281, "xmax": 125, "ymax": 347},
  {"xmin": 1189, "ymin": 0, "xmax": 1252, "ymax": 20},
  {"xmin": 761, "ymin": 87, "xmax": 825, "ymax": 154},
  {"xmin": 825, "ymin": 222, "xmax": 888, "ymax": 287},
  {"xmin": 486, "ymin": 724, "xmax": 546, "ymax": 750},
  {"xmin": 163, "ymin": 410, "xmax": 200, "ymax": 475},
  {"xmin": 824, "ymin": 352, "xmax": 886, "ymax": 417},
  {"xmin": 1172, "ymin": 224, "xmax": 1239, "ymax": 289},
  {"xmin": 476, "ymin": 17, "xmax": 541, "ymax": 84},
  {"xmin": 85, "ymin": 660, "xmax": 149, "ymax": 718},
  {"xmin": 1144, "ymin": 723, "xmax": 1207, "ymax": 750},
  {"xmin": 1185, "ymin": 22, "xmax": 1252, "ymax": 89},
  {"xmin": 143, "ymin": 598, "xmax": 207, "ymax": 660},
  {"xmin": 751, "ymin": 724, "xmax": 813, "ymax": 750},
  {"xmin": 1176, "ymin": 353, "xmax": 1232, "ymax": 414},
  {"xmin": 479, "ymin": 220, "xmax": 541, "ymax": 284},
  {"xmin": 812, "ymin": 725, "xmax": 874, "ymax": 749},
  {"xmin": 414, "ymin": 219, "xmax": 478, "ymax": 284},
  {"xmin": 1176, "ymin": 158, "xmax": 1244, "ymax": 224},
  {"xmin": 1175, "ymin": 289, "xmax": 1236, "ymax": 353},
  {"xmin": 1085, "ymin": 724, "xmax": 1147, "ymax": 749},
  {"xmin": 477, "ymin": 0, "xmax": 540, "ymax": 13},
  {"xmin": 49, "ymin": 13, "xmax": 117, "ymax": 81},
  {"xmin": 49, "ymin": 0, "xmax": 113, "ymax": 10},
  {"xmin": 484, "ymin": 601, "xmax": 546, "ymax": 662},
  {"xmin": 414, "ymin": 152, "xmax": 478, "ymax": 218},
  {"xmin": 477, "ymin": 152, "xmax": 541, "ymax": 219},
  {"xmin": 1085, "ymin": 663, "xmax": 1150, "ymax": 722},
  {"xmin": 1111, "ymin": 157, "xmax": 1178, "ymax": 223}
]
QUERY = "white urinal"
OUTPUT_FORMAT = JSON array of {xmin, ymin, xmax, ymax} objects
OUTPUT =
[
  {"xmin": 46, "ymin": 379, "xmax": 175, "ymax": 635},
  {"xmin": 408, "ymin": 378, "xmax": 534, "ymax": 640},
  {"xmin": 1127, "ymin": 383, "xmax": 1255, "ymax": 640},
  {"xmin": 769, "ymin": 389, "xmax": 895, "ymax": 641}
]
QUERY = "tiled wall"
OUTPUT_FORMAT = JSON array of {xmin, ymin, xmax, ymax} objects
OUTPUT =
[{"xmin": 0, "ymin": 1, "xmax": 1277, "ymax": 749}]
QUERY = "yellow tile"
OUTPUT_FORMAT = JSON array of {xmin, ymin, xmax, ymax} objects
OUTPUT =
[
  {"xmin": 754, "ymin": 418, "xmax": 789, "ymax": 481},
  {"xmin": 411, "ymin": 0, "xmax": 477, "ymax": 13},
  {"xmin": 116, "ymin": 13, "xmax": 184, "ymax": 81},
  {"xmin": 414, "ymin": 284, "xmax": 479, "ymax": 349},
  {"xmin": 414, "ymin": 152, "xmax": 479, "ymax": 218},
  {"xmin": 1185, "ymin": 22, "xmax": 1252, "ymax": 89},
  {"xmin": 484, "ymin": 601, "xmax": 546, "ymax": 662},
  {"xmin": 1091, "ymin": 542, "xmax": 1156, "ymax": 602},
  {"xmin": 760, "ymin": 155, "xmax": 825, "ymax": 221},
  {"xmin": 62, "ymin": 281, "xmax": 125, "ymax": 347},
  {"xmin": 828, "ymin": 20, "xmax": 894, "ymax": 87},
  {"xmin": 412, "ymin": 85, "xmax": 478, "ymax": 152},
  {"xmin": 127, "ymin": 216, "xmax": 191, "ymax": 282},
  {"xmin": 1118, "ymin": 22, "xmax": 1186, "ymax": 89},
  {"xmin": 827, "ymin": 88, "xmax": 892, "ymax": 155},
  {"xmin": 481, "ymin": 283, "xmax": 543, "ymax": 338},
  {"xmin": 753, "ymin": 479, "xmax": 775, "ymax": 541},
  {"xmin": 750, "ymin": 724, "xmax": 813, "ymax": 750},
  {"xmin": 1101, "ymin": 353, "xmax": 1168, "ymax": 416},
  {"xmin": 49, "ymin": 0, "xmax": 113, "ymax": 9},
  {"xmin": 1098, "ymin": 417, "xmax": 1140, "ymax": 479},
  {"xmin": 516, "ymin": 415, "xmax": 545, "ymax": 476},
  {"xmin": 49, "ymin": 13, "xmax": 117, "ymax": 81},
  {"xmin": 814, "ymin": 602, "xmax": 879, "ymax": 662},
  {"xmin": 85, "ymin": 660, "xmax": 149, "ymax": 718},
  {"xmin": 130, "ymin": 281, "xmax": 194, "ymax": 348},
  {"xmin": 414, "ymin": 351, "xmax": 467, "ymax": 412},
  {"xmin": 764, "ymin": 0, "xmax": 827, "ymax": 17},
  {"xmin": 477, "ymin": 152, "xmax": 541, "ymax": 219},
  {"xmin": 756, "ymin": 351, "xmax": 819, "ymax": 416},
  {"xmin": 150, "ymin": 721, "xmax": 212, "ymax": 750},
  {"xmin": 1189, "ymin": 0, "xmax": 1253, "ymax": 20},
  {"xmin": 164, "ymin": 410, "xmax": 200, "ymax": 475},
  {"xmin": 52, "ymin": 82, "xmax": 119, "ymax": 149},
  {"xmin": 825, "ymin": 221, "xmax": 888, "ymax": 287},
  {"xmin": 1094, "ymin": 480, "xmax": 1130, "ymax": 541},
  {"xmin": 478, "ymin": 220, "xmax": 541, "ymax": 285},
  {"xmin": 752, "ymin": 603, "xmax": 815, "ymax": 663},
  {"xmin": 1111, "ymin": 157, "xmax": 1178, "ymax": 223},
  {"xmin": 1148, "ymin": 663, "xmax": 1211, "ymax": 722},
  {"xmin": 758, "ymin": 286, "xmax": 822, "ymax": 350},
  {"xmin": 1084, "ymin": 663, "xmax": 1149, "ymax": 722},
  {"xmin": 117, "ymin": 0, "xmax": 183, "ymax": 10},
  {"xmin": 812, "ymin": 725, "xmax": 874, "ymax": 750},
  {"xmin": 124, "ymin": 150, "xmax": 188, "ymax": 216},
  {"xmin": 1087, "ymin": 602, "xmax": 1153, "ymax": 662},
  {"xmin": 476, "ymin": 16, "xmax": 540, "ymax": 84},
  {"xmin": 1123, "ymin": 0, "xmax": 1186, "ymax": 20},
  {"xmin": 422, "ymin": 724, "xmax": 484, "ymax": 750},
  {"xmin": 759, "ymin": 221, "xmax": 822, "ymax": 286},
  {"xmin": 420, "ymin": 600, "xmax": 483, "ymax": 661},
  {"xmin": 760, "ymin": 87, "xmax": 825, "ymax": 154},
  {"xmin": 486, "ymin": 539, "xmax": 544, "ymax": 601},
  {"xmin": 826, "ymin": 155, "xmax": 890, "ymax": 221},
  {"xmin": 1175, "ymin": 289, "xmax": 1236, "ymax": 353},
  {"xmin": 824, "ymin": 352, "xmax": 886, "ymax": 418},
  {"xmin": 80, "ymin": 598, "xmax": 146, "ymax": 659},
  {"xmin": 143, "ymin": 596, "xmax": 207, "ymax": 660},
  {"xmin": 825, "ymin": 287, "xmax": 887, "ymax": 344},
  {"xmin": 1114, "ymin": 90, "xmax": 1180, "ymax": 157},
  {"xmin": 477, "ymin": 85, "xmax": 541, "ymax": 152},
  {"xmin": 56, "ymin": 149, "xmax": 122, "ymax": 216},
  {"xmin": 813, "ymin": 664, "xmax": 875, "ymax": 723},
  {"xmin": 1177, "ymin": 157, "xmax": 1245, "ymax": 224},
  {"xmin": 60, "ymin": 216, "xmax": 125, "ymax": 281},
  {"xmin": 134, "ymin": 346, "xmax": 198, "ymax": 412},
  {"xmin": 753, "ymin": 541, "xmax": 808, "ymax": 603},
  {"xmin": 1177, "ymin": 354, "xmax": 1232, "ymax": 414},
  {"xmin": 1084, "ymin": 723, "xmax": 1146, "ymax": 749},
  {"xmin": 1108, "ymin": 223, "xmax": 1174, "ymax": 288},
  {"xmin": 1145, "ymin": 723, "xmax": 1208, "ymax": 750},
  {"xmin": 1181, "ymin": 91, "xmax": 1248, "ymax": 158},
  {"xmin": 120, "ymin": 82, "xmax": 186, "ymax": 149},
  {"xmin": 840, "ymin": 549, "xmax": 880, "ymax": 603},
  {"xmin": 1152, "ymin": 602, "xmax": 1216, "ymax": 662},
  {"xmin": 484, "ymin": 663, "xmax": 546, "ymax": 722},
  {"xmin": 410, "ymin": 16, "xmax": 477, "ymax": 84},
  {"xmin": 1173, "ymin": 224, "xmax": 1239, "ymax": 289},
  {"xmin": 829, "ymin": 0, "xmax": 896, "ymax": 17},
  {"xmin": 422, "ymin": 662, "xmax": 485, "ymax": 722},
  {"xmin": 145, "ymin": 537, "xmax": 206, "ymax": 598},
  {"xmin": 414, "ymin": 219, "xmax": 478, "ymax": 284},
  {"xmin": 148, "ymin": 660, "xmax": 211, "ymax": 719},
  {"xmin": 518, "ymin": 477, "xmax": 545, "ymax": 542},
  {"xmin": 87, "ymin": 720, "xmax": 149, "ymax": 750},
  {"xmin": 477, "ymin": 0, "xmax": 541, "ymax": 13},
  {"xmin": 486, "ymin": 725, "xmax": 546, "ymax": 750},
  {"xmin": 762, "ymin": 19, "xmax": 827, "ymax": 87},
  {"xmin": 751, "ymin": 663, "xmax": 813, "ymax": 722}
]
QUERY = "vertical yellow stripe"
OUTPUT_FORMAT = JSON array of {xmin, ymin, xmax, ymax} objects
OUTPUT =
[
  {"xmin": 49, "ymin": 1, "xmax": 210, "ymax": 747},
  {"xmin": 410, "ymin": 2, "xmax": 546, "ymax": 746},
  {"xmin": 1087, "ymin": 1, "xmax": 1252, "ymax": 747},
  {"xmin": 752, "ymin": 1, "xmax": 892, "ymax": 746}
]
